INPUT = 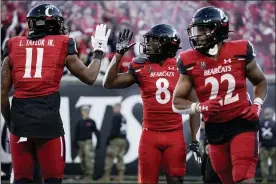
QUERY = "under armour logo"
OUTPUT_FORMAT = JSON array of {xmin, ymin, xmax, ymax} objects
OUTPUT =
[
  {"xmin": 224, "ymin": 58, "xmax": 231, "ymax": 64},
  {"xmin": 198, "ymin": 105, "xmax": 208, "ymax": 112},
  {"xmin": 168, "ymin": 66, "xmax": 175, "ymax": 70}
]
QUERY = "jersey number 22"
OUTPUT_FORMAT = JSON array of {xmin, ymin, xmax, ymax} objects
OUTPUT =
[{"xmin": 205, "ymin": 73, "xmax": 239, "ymax": 105}]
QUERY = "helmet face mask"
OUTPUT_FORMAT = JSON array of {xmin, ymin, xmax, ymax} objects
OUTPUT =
[
  {"xmin": 188, "ymin": 23, "xmax": 219, "ymax": 50},
  {"xmin": 142, "ymin": 36, "xmax": 165, "ymax": 56}
]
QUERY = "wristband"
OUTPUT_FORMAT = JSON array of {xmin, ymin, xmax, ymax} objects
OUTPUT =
[
  {"xmin": 253, "ymin": 97, "xmax": 263, "ymax": 106},
  {"xmin": 172, "ymin": 102, "xmax": 199, "ymax": 114},
  {"xmin": 92, "ymin": 50, "xmax": 104, "ymax": 60},
  {"xmin": 191, "ymin": 103, "xmax": 199, "ymax": 113}
]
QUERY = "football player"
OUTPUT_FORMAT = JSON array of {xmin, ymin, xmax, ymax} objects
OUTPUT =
[
  {"xmin": 103, "ymin": 24, "xmax": 201, "ymax": 184},
  {"xmin": 173, "ymin": 6, "xmax": 267, "ymax": 184},
  {"xmin": 1, "ymin": 4, "xmax": 111, "ymax": 184}
]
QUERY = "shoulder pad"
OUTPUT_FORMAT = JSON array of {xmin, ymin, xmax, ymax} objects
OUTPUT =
[
  {"xmin": 178, "ymin": 49, "xmax": 196, "ymax": 63},
  {"xmin": 132, "ymin": 56, "xmax": 147, "ymax": 64}
]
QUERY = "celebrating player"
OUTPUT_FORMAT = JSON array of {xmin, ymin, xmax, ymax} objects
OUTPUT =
[
  {"xmin": 103, "ymin": 24, "xmax": 200, "ymax": 184},
  {"xmin": 1, "ymin": 4, "xmax": 111, "ymax": 184},
  {"xmin": 173, "ymin": 6, "xmax": 267, "ymax": 184}
]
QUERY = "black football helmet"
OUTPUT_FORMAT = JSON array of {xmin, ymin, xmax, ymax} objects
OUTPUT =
[
  {"xmin": 141, "ymin": 24, "xmax": 181, "ymax": 62},
  {"xmin": 187, "ymin": 6, "xmax": 229, "ymax": 55},
  {"xmin": 27, "ymin": 4, "xmax": 66, "ymax": 37}
]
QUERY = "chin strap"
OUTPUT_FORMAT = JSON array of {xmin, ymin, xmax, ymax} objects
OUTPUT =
[{"xmin": 207, "ymin": 44, "xmax": 219, "ymax": 56}]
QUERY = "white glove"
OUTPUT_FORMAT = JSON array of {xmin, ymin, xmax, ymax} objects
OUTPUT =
[{"xmin": 91, "ymin": 24, "xmax": 111, "ymax": 53}]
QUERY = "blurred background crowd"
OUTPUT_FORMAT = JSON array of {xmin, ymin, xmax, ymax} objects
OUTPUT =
[{"xmin": 1, "ymin": 0, "xmax": 275, "ymax": 76}]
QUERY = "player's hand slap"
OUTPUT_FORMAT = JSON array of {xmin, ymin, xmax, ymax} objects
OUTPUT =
[
  {"xmin": 240, "ymin": 103, "xmax": 261, "ymax": 121},
  {"xmin": 91, "ymin": 24, "xmax": 111, "ymax": 53},
  {"xmin": 116, "ymin": 29, "xmax": 136, "ymax": 55},
  {"xmin": 189, "ymin": 141, "xmax": 202, "ymax": 164}
]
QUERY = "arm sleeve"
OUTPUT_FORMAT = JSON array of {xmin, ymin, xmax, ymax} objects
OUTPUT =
[
  {"xmin": 3, "ymin": 41, "xmax": 9, "ymax": 58},
  {"xmin": 245, "ymin": 41, "xmax": 256, "ymax": 64},
  {"xmin": 176, "ymin": 56, "xmax": 188, "ymax": 75},
  {"xmin": 67, "ymin": 38, "xmax": 78, "ymax": 55}
]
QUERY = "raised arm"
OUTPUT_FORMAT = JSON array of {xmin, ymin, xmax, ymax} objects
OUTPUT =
[
  {"xmin": 103, "ymin": 29, "xmax": 136, "ymax": 89},
  {"xmin": 66, "ymin": 24, "xmax": 111, "ymax": 85},
  {"xmin": 65, "ymin": 51, "xmax": 104, "ymax": 85}
]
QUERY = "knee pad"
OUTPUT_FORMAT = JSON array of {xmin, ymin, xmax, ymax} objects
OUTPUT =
[
  {"xmin": 44, "ymin": 178, "xmax": 62, "ymax": 183},
  {"xmin": 13, "ymin": 178, "xmax": 32, "ymax": 184}
]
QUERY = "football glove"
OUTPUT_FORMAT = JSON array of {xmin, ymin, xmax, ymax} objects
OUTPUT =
[
  {"xmin": 189, "ymin": 141, "xmax": 202, "ymax": 164},
  {"xmin": 196, "ymin": 97, "xmax": 221, "ymax": 118},
  {"xmin": 116, "ymin": 29, "xmax": 136, "ymax": 55},
  {"xmin": 91, "ymin": 24, "xmax": 111, "ymax": 53},
  {"xmin": 241, "ymin": 103, "xmax": 261, "ymax": 121}
]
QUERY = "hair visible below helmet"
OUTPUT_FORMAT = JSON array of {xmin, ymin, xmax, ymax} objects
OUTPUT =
[
  {"xmin": 187, "ymin": 6, "xmax": 229, "ymax": 55},
  {"xmin": 141, "ymin": 24, "xmax": 181, "ymax": 62},
  {"xmin": 27, "ymin": 4, "xmax": 66, "ymax": 37}
]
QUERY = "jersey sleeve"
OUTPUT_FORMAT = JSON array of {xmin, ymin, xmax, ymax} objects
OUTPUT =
[
  {"xmin": 67, "ymin": 38, "xmax": 78, "ymax": 55},
  {"xmin": 176, "ymin": 55, "xmax": 188, "ymax": 75},
  {"xmin": 128, "ymin": 63, "xmax": 140, "ymax": 84},
  {"xmin": 245, "ymin": 41, "xmax": 256, "ymax": 64},
  {"xmin": 3, "ymin": 41, "xmax": 9, "ymax": 58}
]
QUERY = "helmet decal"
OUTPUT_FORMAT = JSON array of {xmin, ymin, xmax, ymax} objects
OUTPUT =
[{"xmin": 45, "ymin": 5, "xmax": 55, "ymax": 17}]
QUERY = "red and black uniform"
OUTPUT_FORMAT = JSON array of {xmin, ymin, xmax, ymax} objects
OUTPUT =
[
  {"xmin": 177, "ymin": 40, "xmax": 259, "ymax": 183},
  {"xmin": 3, "ymin": 35, "xmax": 77, "ymax": 181},
  {"xmin": 129, "ymin": 57, "xmax": 186, "ymax": 183}
]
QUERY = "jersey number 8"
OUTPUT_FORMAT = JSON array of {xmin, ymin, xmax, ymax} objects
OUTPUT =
[{"xmin": 155, "ymin": 78, "xmax": 170, "ymax": 104}]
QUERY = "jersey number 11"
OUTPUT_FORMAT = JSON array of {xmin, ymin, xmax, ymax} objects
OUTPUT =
[{"xmin": 23, "ymin": 48, "xmax": 44, "ymax": 78}]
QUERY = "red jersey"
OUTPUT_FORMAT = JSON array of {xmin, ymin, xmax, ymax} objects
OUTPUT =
[
  {"xmin": 4, "ymin": 35, "xmax": 77, "ymax": 98},
  {"xmin": 177, "ymin": 40, "xmax": 256, "ymax": 123},
  {"xmin": 129, "ymin": 57, "xmax": 182, "ymax": 131}
]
